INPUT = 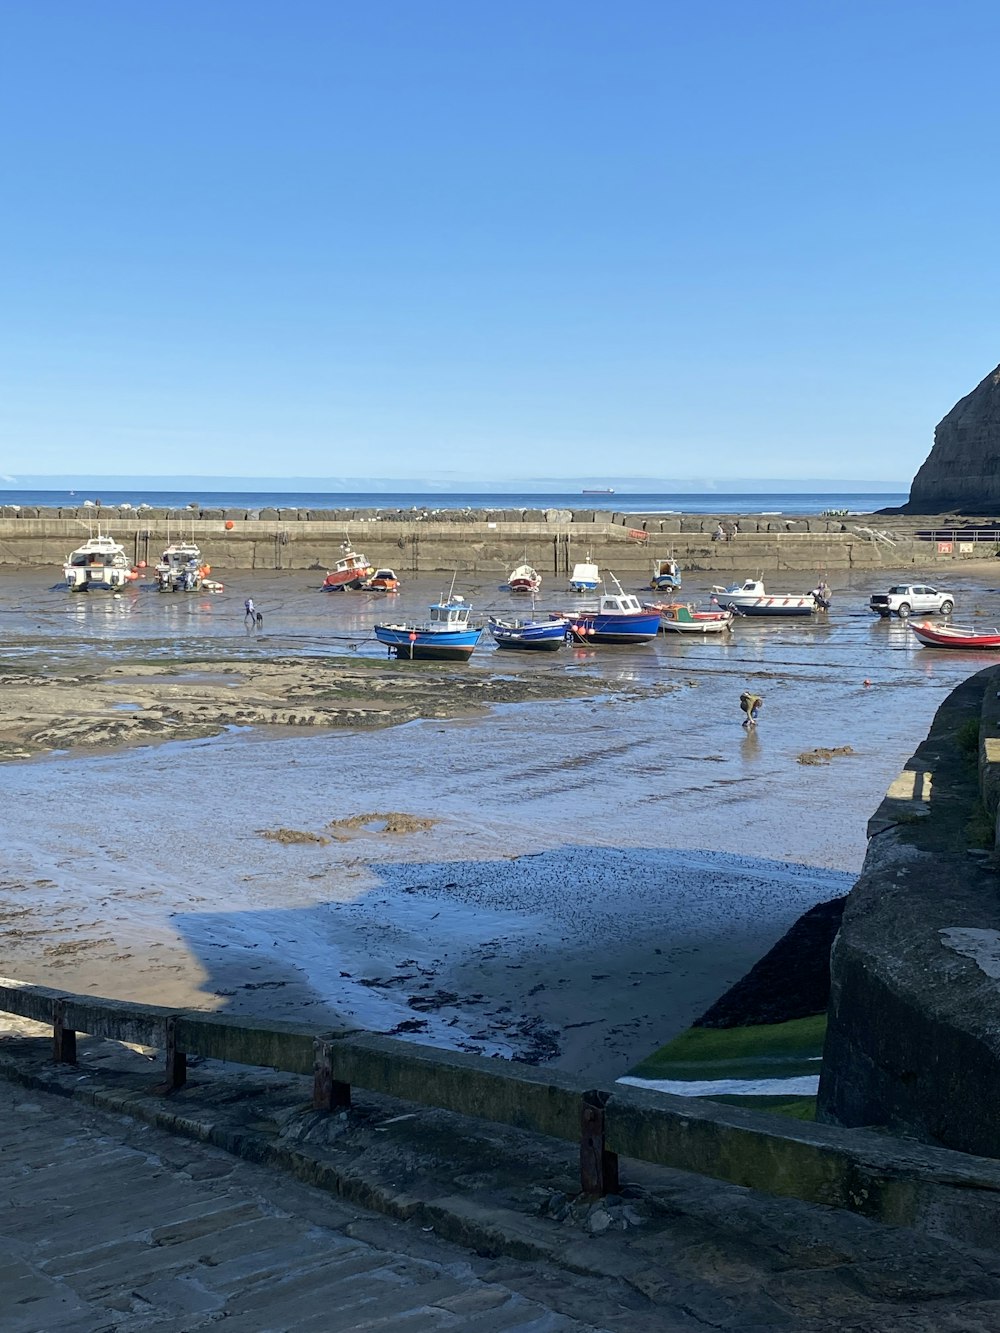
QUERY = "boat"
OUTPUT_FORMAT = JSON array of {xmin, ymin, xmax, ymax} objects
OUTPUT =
[
  {"xmin": 365, "ymin": 568, "xmax": 401, "ymax": 591},
  {"xmin": 569, "ymin": 554, "xmax": 600, "ymax": 592},
  {"xmin": 374, "ymin": 596, "xmax": 483, "ymax": 660},
  {"xmin": 507, "ymin": 563, "xmax": 542, "ymax": 594},
  {"xmin": 323, "ymin": 541, "xmax": 375, "ymax": 591},
  {"xmin": 561, "ymin": 575, "xmax": 661, "ymax": 644},
  {"xmin": 645, "ymin": 602, "xmax": 734, "ymax": 634},
  {"xmin": 582, "ymin": 488, "xmax": 615, "ymax": 495},
  {"xmin": 63, "ymin": 531, "xmax": 137, "ymax": 591},
  {"xmin": 649, "ymin": 558, "xmax": 681, "ymax": 592},
  {"xmin": 155, "ymin": 540, "xmax": 211, "ymax": 592},
  {"xmin": 709, "ymin": 578, "xmax": 816, "ymax": 617},
  {"xmin": 488, "ymin": 615, "xmax": 568, "ymax": 651},
  {"xmin": 909, "ymin": 621, "xmax": 1000, "ymax": 649}
]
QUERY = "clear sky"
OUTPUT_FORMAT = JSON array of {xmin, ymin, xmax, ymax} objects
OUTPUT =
[{"xmin": 1, "ymin": 1, "xmax": 998, "ymax": 487}]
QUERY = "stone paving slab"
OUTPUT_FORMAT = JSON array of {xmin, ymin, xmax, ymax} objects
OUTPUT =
[{"xmin": 5, "ymin": 1033, "xmax": 1000, "ymax": 1329}]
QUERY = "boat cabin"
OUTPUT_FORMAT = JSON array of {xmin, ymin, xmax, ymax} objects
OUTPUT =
[
  {"xmin": 429, "ymin": 597, "xmax": 473, "ymax": 628},
  {"xmin": 598, "ymin": 591, "xmax": 645, "ymax": 615}
]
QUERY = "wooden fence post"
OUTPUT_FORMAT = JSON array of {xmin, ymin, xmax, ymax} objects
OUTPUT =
[
  {"xmin": 580, "ymin": 1090, "xmax": 619, "ymax": 1196},
  {"xmin": 313, "ymin": 1039, "xmax": 351, "ymax": 1111},
  {"xmin": 52, "ymin": 1000, "xmax": 77, "ymax": 1065},
  {"xmin": 163, "ymin": 1017, "xmax": 187, "ymax": 1092}
]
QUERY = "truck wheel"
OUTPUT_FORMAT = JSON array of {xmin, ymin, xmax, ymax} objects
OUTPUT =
[
  {"xmin": 939, "ymin": 600, "xmax": 954, "ymax": 615},
  {"xmin": 897, "ymin": 602, "xmax": 911, "ymax": 618}
]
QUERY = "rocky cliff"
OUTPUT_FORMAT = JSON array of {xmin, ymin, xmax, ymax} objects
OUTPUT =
[{"xmin": 906, "ymin": 365, "xmax": 1000, "ymax": 513}]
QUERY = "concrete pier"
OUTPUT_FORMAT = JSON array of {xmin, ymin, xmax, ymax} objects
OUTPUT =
[{"xmin": 0, "ymin": 508, "xmax": 977, "ymax": 575}]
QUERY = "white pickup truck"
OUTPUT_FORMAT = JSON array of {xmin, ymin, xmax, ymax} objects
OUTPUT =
[{"xmin": 869, "ymin": 584, "xmax": 954, "ymax": 619}]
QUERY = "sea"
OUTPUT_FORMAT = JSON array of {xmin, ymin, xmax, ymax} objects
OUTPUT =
[{"xmin": 0, "ymin": 489, "xmax": 906, "ymax": 515}]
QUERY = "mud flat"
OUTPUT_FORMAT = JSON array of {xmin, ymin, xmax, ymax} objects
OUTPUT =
[{"xmin": 0, "ymin": 652, "xmax": 659, "ymax": 760}]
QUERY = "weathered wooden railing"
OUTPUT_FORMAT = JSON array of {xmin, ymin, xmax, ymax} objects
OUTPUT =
[{"xmin": 4, "ymin": 977, "xmax": 1000, "ymax": 1248}]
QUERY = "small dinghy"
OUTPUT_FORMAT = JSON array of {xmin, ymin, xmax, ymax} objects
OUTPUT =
[
  {"xmin": 910, "ymin": 621, "xmax": 1000, "ymax": 650},
  {"xmin": 488, "ymin": 615, "xmax": 567, "ymax": 651},
  {"xmin": 645, "ymin": 602, "xmax": 734, "ymax": 634}
]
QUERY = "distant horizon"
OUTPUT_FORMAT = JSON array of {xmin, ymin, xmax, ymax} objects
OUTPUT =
[{"xmin": 0, "ymin": 475, "xmax": 908, "ymax": 495}]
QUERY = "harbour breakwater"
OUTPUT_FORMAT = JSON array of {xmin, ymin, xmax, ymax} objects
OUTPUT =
[{"xmin": 0, "ymin": 508, "xmax": 981, "ymax": 574}]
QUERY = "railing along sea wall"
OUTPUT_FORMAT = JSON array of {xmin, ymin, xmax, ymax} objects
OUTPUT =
[{"xmin": 4, "ymin": 977, "xmax": 1000, "ymax": 1250}]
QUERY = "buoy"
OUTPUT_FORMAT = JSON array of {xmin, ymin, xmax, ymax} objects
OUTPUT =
[
  {"xmin": 863, "ymin": 678, "xmax": 871, "ymax": 687},
  {"xmin": 137, "ymin": 560, "xmax": 146, "ymax": 569},
  {"xmin": 225, "ymin": 520, "xmax": 235, "ymax": 530},
  {"xmin": 408, "ymin": 632, "xmax": 417, "ymax": 642}
]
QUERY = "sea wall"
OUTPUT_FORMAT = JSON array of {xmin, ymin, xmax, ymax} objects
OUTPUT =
[
  {"xmin": 0, "ymin": 509, "xmax": 979, "ymax": 574},
  {"xmin": 818, "ymin": 667, "xmax": 1000, "ymax": 1156}
]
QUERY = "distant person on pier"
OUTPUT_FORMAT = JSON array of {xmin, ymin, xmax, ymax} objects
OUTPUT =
[
  {"xmin": 740, "ymin": 691, "xmax": 763, "ymax": 727},
  {"xmin": 713, "ymin": 523, "xmax": 725, "ymax": 541}
]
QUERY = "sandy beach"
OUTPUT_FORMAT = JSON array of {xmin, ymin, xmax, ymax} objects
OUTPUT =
[{"xmin": 1, "ymin": 563, "xmax": 997, "ymax": 1082}]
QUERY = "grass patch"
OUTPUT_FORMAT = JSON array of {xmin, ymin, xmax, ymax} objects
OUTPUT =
[
  {"xmin": 956, "ymin": 716, "xmax": 981, "ymax": 760},
  {"xmin": 965, "ymin": 800, "xmax": 995, "ymax": 850},
  {"xmin": 632, "ymin": 1013, "xmax": 827, "ymax": 1080},
  {"xmin": 707, "ymin": 1094, "xmax": 817, "ymax": 1121}
]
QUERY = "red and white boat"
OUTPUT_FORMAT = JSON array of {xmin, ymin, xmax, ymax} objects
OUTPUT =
[
  {"xmin": 644, "ymin": 601, "xmax": 734, "ymax": 634},
  {"xmin": 508, "ymin": 563, "xmax": 541, "ymax": 593},
  {"xmin": 323, "ymin": 541, "xmax": 375, "ymax": 591},
  {"xmin": 910, "ymin": 621, "xmax": 1000, "ymax": 650}
]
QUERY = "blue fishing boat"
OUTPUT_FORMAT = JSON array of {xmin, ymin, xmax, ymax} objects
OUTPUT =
[
  {"xmin": 488, "ymin": 615, "xmax": 568, "ymax": 651},
  {"xmin": 563, "ymin": 575, "xmax": 661, "ymax": 645},
  {"xmin": 374, "ymin": 596, "xmax": 483, "ymax": 661}
]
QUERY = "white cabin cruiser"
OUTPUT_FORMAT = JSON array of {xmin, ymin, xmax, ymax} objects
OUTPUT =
[
  {"xmin": 709, "ymin": 578, "xmax": 816, "ymax": 617},
  {"xmin": 63, "ymin": 532, "xmax": 136, "ymax": 591},
  {"xmin": 569, "ymin": 554, "xmax": 600, "ymax": 592},
  {"xmin": 156, "ymin": 541, "xmax": 209, "ymax": 592}
]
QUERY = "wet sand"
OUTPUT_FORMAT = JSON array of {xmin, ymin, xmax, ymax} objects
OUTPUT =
[{"xmin": 2, "ymin": 563, "xmax": 999, "ymax": 1082}]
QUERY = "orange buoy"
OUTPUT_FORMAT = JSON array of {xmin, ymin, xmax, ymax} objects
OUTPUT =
[
  {"xmin": 225, "ymin": 520, "xmax": 235, "ymax": 530},
  {"xmin": 863, "ymin": 678, "xmax": 872, "ymax": 687},
  {"xmin": 137, "ymin": 560, "xmax": 146, "ymax": 569}
]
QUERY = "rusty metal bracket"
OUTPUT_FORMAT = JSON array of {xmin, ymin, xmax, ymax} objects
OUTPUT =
[
  {"xmin": 52, "ymin": 999, "xmax": 77, "ymax": 1065},
  {"xmin": 580, "ymin": 1090, "xmax": 619, "ymax": 1196},
  {"xmin": 313, "ymin": 1039, "xmax": 351, "ymax": 1111}
]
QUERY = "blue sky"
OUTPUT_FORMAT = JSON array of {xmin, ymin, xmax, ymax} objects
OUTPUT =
[{"xmin": 1, "ymin": 1, "xmax": 998, "ymax": 487}]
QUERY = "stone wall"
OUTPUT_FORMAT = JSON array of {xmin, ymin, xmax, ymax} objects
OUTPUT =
[
  {"xmin": 0, "ymin": 511, "xmax": 971, "ymax": 575},
  {"xmin": 818, "ymin": 667, "xmax": 1000, "ymax": 1157}
]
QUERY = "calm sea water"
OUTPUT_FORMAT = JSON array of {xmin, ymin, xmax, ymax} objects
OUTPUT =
[{"xmin": 0, "ymin": 489, "xmax": 906, "ymax": 515}]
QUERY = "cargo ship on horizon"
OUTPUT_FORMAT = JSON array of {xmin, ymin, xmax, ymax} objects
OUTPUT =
[{"xmin": 581, "ymin": 487, "xmax": 615, "ymax": 495}]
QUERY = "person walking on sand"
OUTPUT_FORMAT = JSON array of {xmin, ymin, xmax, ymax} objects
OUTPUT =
[
  {"xmin": 244, "ymin": 597, "xmax": 255, "ymax": 623},
  {"xmin": 740, "ymin": 690, "xmax": 763, "ymax": 727}
]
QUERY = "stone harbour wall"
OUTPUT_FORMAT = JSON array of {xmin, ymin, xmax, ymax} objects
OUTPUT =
[{"xmin": 0, "ymin": 509, "xmax": 983, "ymax": 574}]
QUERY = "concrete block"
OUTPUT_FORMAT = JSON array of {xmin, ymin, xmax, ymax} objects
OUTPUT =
[
  {"xmin": 175, "ymin": 1012, "xmax": 356, "ymax": 1074},
  {"xmin": 328, "ymin": 1033, "xmax": 584, "ymax": 1142},
  {"xmin": 61, "ymin": 996, "xmax": 179, "ymax": 1047}
]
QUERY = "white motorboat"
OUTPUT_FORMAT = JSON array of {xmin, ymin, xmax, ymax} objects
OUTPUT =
[
  {"xmin": 709, "ymin": 578, "xmax": 816, "ymax": 618},
  {"xmin": 63, "ymin": 531, "xmax": 136, "ymax": 591},
  {"xmin": 155, "ymin": 541, "xmax": 210, "ymax": 592},
  {"xmin": 569, "ymin": 554, "xmax": 600, "ymax": 592},
  {"xmin": 508, "ymin": 563, "xmax": 541, "ymax": 593}
]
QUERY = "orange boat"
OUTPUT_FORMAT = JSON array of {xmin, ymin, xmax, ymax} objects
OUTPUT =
[{"xmin": 366, "ymin": 568, "xmax": 401, "ymax": 592}]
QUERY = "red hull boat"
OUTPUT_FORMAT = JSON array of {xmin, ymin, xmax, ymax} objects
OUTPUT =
[{"xmin": 910, "ymin": 621, "xmax": 1000, "ymax": 650}]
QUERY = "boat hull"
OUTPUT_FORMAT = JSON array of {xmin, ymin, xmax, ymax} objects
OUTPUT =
[
  {"xmin": 488, "ymin": 618, "xmax": 567, "ymax": 651},
  {"xmin": 711, "ymin": 593, "xmax": 814, "ymax": 617},
  {"xmin": 374, "ymin": 625, "xmax": 483, "ymax": 660},
  {"xmin": 323, "ymin": 571, "xmax": 371, "ymax": 591},
  {"xmin": 567, "ymin": 611, "xmax": 661, "ymax": 644},
  {"xmin": 910, "ymin": 622, "xmax": 1000, "ymax": 649}
]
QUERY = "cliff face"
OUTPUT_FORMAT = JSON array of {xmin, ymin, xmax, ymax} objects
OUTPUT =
[{"xmin": 906, "ymin": 365, "xmax": 1000, "ymax": 513}]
